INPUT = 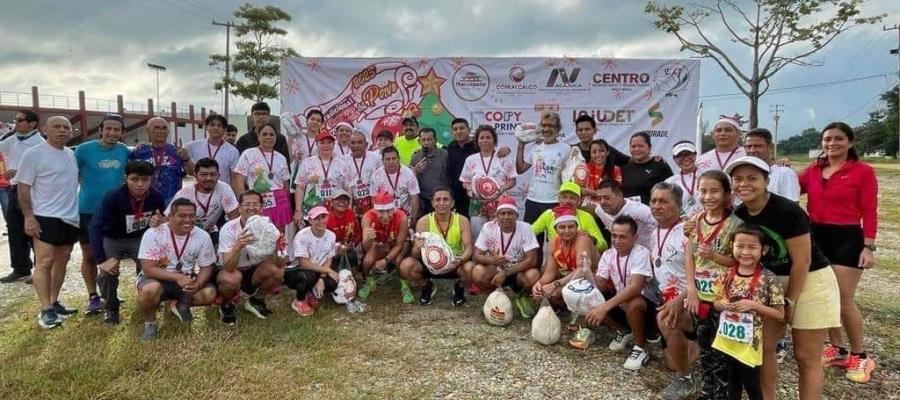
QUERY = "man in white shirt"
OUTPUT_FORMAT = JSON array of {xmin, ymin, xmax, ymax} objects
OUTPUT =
[
  {"xmin": 515, "ymin": 111, "xmax": 571, "ymax": 224},
  {"xmin": 586, "ymin": 215, "xmax": 656, "ymax": 371},
  {"xmin": 185, "ymin": 114, "xmax": 240, "ymax": 187},
  {"xmin": 341, "ymin": 131, "xmax": 382, "ymax": 215},
  {"xmin": 0, "ymin": 110, "xmax": 44, "ymax": 283},
  {"xmin": 16, "ymin": 116, "xmax": 80, "ymax": 329},
  {"xmin": 167, "ymin": 158, "xmax": 239, "ymax": 245},
  {"xmin": 744, "ymin": 128, "xmax": 800, "ymax": 201},
  {"xmin": 593, "ymin": 181, "xmax": 658, "ymax": 250},
  {"xmin": 695, "ymin": 115, "xmax": 746, "ymax": 175},
  {"xmin": 136, "ymin": 198, "xmax": 218, "ymax": 341}
]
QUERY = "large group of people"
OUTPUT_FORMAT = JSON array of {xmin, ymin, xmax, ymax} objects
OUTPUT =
[{"xmin": 0, "ymin": 104, "xmax": 880, "ymax": 400}]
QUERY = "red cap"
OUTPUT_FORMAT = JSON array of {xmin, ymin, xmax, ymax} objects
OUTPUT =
[{"xmin": 316, "ymin": 131, "xmax": 336, "ymax": 142}]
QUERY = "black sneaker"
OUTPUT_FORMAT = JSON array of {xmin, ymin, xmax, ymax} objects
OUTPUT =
[
  {"xmin": 451, "ymin": 281, "xmax": 466, "ymax": 306},
  {"xmin": 647, "ymin": 332, "xmax": 662, "ymax": 344},
  {"xmin": 52, "ymin": 301, "xmax": 78, "ymax": 319},
  {"xmin": 419, "ymin": 280, "xmax": 436, "ymax": 306},
  {"xmin": 38, "ymin": 308, "xmax": 62, "ymax": 329},
  {"xmin": 243, "ymin": 297, "xmax": 268, "ymax": 319},
  {"xmin": 169, "ymin": 301, "xmax": 193, "ymax": 323},
  {"xmin": 0, "ymin": 270, "xmax": 31, "ymax": 283},
  {"xmin": 220, "ymin": 303, "xmax": 237, "ymax": 325},
  {"xmin": 103, "ymin": 309, "xmax": 120, "ymax": 325}
]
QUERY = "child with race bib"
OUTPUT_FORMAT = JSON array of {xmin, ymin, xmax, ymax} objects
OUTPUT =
[{"xmin": 712, "ymin": 224, "xmax": 784, "ymax": 400}]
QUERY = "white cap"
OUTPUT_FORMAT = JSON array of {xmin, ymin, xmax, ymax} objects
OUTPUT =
[
  {"xmin": 672, "ymin": 142, "xmax": 697, "ymax": 157},
  {"xmin": 725, "ymin": 155, "xmax": 770, "ymax": 176}
]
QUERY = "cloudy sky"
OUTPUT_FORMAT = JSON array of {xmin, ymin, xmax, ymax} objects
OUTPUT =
[{"xmin": 2, "ymin": 0, "xmax": 898, "ymax": 138}]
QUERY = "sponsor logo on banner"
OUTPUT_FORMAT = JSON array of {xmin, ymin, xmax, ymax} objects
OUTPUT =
[
  {"xmin": 648, "ymin": 102, "xmax": 664, "ymax": 127},
  {"xmin": 509, "ymin": 66, "xmax": 526, "ymax": 82},
  {"xmin": 652, "ymin": 61, "xmax": 691, "ymax": 97},
  {"xmin": 483, "ymin": 110, "xmax": 524, "ymax": 134},
  {"xmin": 453, "ymin": 64, "xmax": 490, "ymax": 101},
  {"xmin": 542, "ymin": 68, "xmax": 587, "ymax": 92},
  {"xmin": 495, "ymin": 65, "xmax": 538, "ymax": 94},
  {"xmin": 572, "ymin": 109, "xmax": 637, "ymax": 126}
]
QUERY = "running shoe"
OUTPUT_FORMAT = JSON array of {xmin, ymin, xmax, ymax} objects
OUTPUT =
[
  {"xmin": 141, "ymin": 322, "xmax": 159, "ymax": 341},
  {"xmin": 400, "ymin": 280, "xmax": 414, "ymax": 304},
  {"xmin": 419, "ymin": 280, "xmax": 436, "ymax": 305},
  {"xmin": 169, "ymin": 301, "xmax": 193, "ymax": 323},
  {"xmin": 658, "ymin": 375, "xmax": 697, "ymax": 400},
  {"xmin": 306, "ymin": 292, "xmax": 320, "ymax": 309},
  {"xmin": 609, "ymin": 331, "xmax": 634, "ymax": 351},
  {"xmin": 291, "ymin": 299, "xmax": 314, "ymax": 317},
  {"xmin": 104, "ymin": 309, "xmax": 120, "ymax": 325},
  {"xmin": 244, "ymin": 297, "xmax": 268, "ymax": 320},
  {"xmin": 451, "ymin": 282, "xmax": 466, "ymax": 306},
  {"xmin": 52, "ymin": 301, "xmax": 78, "ymax": 319},
  {"xmin": 0, "ymin": 270, "xmax": 30, "ymax": 283},
  {"xmin": 219, "ymin": 303, "xmax": 237, "ymax": 325},
  {"xmin": 623, "ymin": 345, "xmax": 649, "ymax": 371},
  {"xmin": 845, "ymin": 354, "xmax": 875, "ymax": 383},
  {"xmin": 822, "ymin": 343, "xmax": 849, "ymax": 368},
  {"xmin": 38, "ymin": 308, "xmax": 62, "ymax": 329},
  {"xmin": 647, "ymin": 332, "xmax": 662, "ymax": 344},
  {"xmin": 776, "ymin": 338, "xmax": 792, "ymax": 364},
  {"xmin": 357, "ymin": 276, "xmax": 377, "ymax": 299}
]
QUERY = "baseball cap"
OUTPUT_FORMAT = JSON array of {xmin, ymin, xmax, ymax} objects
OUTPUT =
[
  {"xmin": 332, "ymin": 188, "xmax": 350, "ymax": 200},
  {"xmin": 316, "ymin": 131, "xmax": 336, "ymax": 142},
  {"xmin": 724, "ymin": 155, "xmax": 770, "ymax": 176},
  {"xmin": 308, "ymin": 206, "xmax": 329, "ymax": 220},
  {"xmin": 559, "ymin": 181, "xmax": 581, "ymax": 197},
  {"xmin": 672, "ymin": 142, "xmax": 697, "ymax": 157}
]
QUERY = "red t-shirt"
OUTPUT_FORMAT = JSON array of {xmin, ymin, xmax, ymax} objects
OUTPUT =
[
  {"xmin": 327, "ymin": 208, "xmax": 361, "ymax": 247},
  {"xmin": 0, "ymin": 153, "xmax": 9, "ymax": 188},
  {"xmin": 799, "ymin": 160, "xmax": 878, "ymax": 239}
]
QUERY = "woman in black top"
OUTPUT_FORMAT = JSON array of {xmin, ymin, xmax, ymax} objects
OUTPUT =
[
  {"xmin": 621, "ymin": 132, "xmax": 673, "ymax": 204},
  {"xmin": 727, "ymin": 156, "xmax": 839, "ymax": 400}
]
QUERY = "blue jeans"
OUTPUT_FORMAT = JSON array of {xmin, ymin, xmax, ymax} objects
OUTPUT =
[{"xmin": 0, "ymin": 187, "xmax": 9, "ymax": 218}]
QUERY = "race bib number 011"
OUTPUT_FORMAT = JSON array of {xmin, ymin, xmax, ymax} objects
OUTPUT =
[{"xmin": 717, "ymin": 310, "xmax": 754, "ymax": 344}]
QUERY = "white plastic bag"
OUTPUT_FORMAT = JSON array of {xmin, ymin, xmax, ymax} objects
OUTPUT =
[
  {"xmin": 331, "ymin": 254, "xmax": 357, "ymax": 304},
  {"xmin": 472, "ymin": 175, "xmax": 502, "ymax": 200},
  {"xmin": 514, "ymin": 122, "xmax": 540, "ymax": 143},
  {"xmin": 417, "ymin": 232, "xmax": 456, "ymax": 275},
  {"xmin": 483, "ymin": 288, "xmax": 513, "ymax": 326},
  {"xmin": 531, "ymin": 298, "xmax": 561, "ymax": 345},
  {"xmin": 242, "ymin": 215, "xmax": 281, "ymax": 259},
  {"xmin": 562, "ymin": 251, "xmax": 605, "ymax": 316},
  {"xmin": 561, "ymin": 146, "xmax": 586, "ymax": 183}
]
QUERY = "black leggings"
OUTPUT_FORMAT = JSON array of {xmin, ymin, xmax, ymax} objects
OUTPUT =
[
  {"xmin": 695, "ymin": 309, "xmax": 729, "ymax": 400},
  {"xmin": 283, "ymin": 269, "xmax": 337, "ymax": 300},
  {"xmin": 723, "ymin": 353, "xmax": 762, "ymax": 400}
]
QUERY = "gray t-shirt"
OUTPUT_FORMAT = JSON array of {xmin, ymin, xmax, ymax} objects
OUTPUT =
[{"xmin": 410, "ymin": 147, "xmax": 449, "ymax": 200}]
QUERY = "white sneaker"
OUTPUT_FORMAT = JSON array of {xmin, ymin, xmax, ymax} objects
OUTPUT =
[
  {"xmin": 623, "ymin": 345, "xmax": 649, "ymax": 371},
  {"xmin": 609, "ymin": 331, "xmax": 634, "ymax": 351}
]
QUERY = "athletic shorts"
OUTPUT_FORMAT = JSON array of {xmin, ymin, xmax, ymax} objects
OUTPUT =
[
  {"xmin": 422, "ymin": 265, "xmax": 460, "ymax": 280},
  {"xmin": 78, "ymin": 213, "xmax": 93, "ymax": 244},
  {"xmin": 35, "ymin": 216, "xmax": 79, "ymax": 246},
  {"xmin": 606, "ymin": 294, "xmax": 659, "ymax": 335},
  {"xmin": 135, "ymin": 275, "xmax": 185, "ymax": 302},
  {"xmin": 811, "ymin": 223, "xmax": 864, "ymax": 268},
  {"xmin": 240, "ymin": 265, "xmax": 259, "ymax": 296},
  {"xmin": 776, "ymin": 267, "xmax": 841, "ymax": 330}
]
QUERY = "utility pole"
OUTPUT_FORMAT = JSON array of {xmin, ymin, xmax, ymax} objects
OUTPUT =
[
  {"xmin": 770, "ymin": 104, "xmax": 784, "ymax": 158},
  {"xmin": 885, "ymin": 24, "xmax": 899, "ymax": 159},
  {"xmin": 213, "ymin": 20, "xmax": 237, "ymax": 118}
]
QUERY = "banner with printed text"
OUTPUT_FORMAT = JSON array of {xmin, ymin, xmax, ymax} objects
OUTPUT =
[{"xmin": 281, "ymin": 57, "xmax": 699, "ymax": 204}]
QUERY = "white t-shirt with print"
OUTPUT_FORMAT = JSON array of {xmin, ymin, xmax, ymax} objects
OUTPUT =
[
  {"xmin": 341, "ymin": 151, "xmax": 383, "ymax": 200},
  {"xmin": 665, "ymin": 171, "xmax": 703, "ymax": 217},
  {"xmin": 166, "ymin": 181, "xmax": 238, "ymax": 232},
  {"xmin": 234, "ymin": 147, "xmax": 291, "ymax": 191},
  {"xmin": 290, "ymin": 134, "xmax": 318, "ymax": 162},
  {"xmin": 596, "ymin": 244, "xmax": 653, "ymax": 293},
  {"xmin": 217, "ymin": 217, "xmax": 267, "ymax": 270},
  {"xmin": 695, "ymin": 147, "xmax": 746, "ymax": 175},
  {"xmin": 459, "ymin": 151, "xmax": 517, "ymax": 188},
  {"xmin": 370, "ymin": 165, "xmax": 420, "ymax": 215},
  {"xmin": 15, "ymin": 142, "xmax": 79, "ymax": 226},
  {"xmin": 294, "ymin": 155, "xmax": 353, "ymax": 201},
  {"xmin": 474, "ymin": 220, "xmax": 539, "ymax": 263},
  {"xmin": 648, "ymin": 223, "xmax": 688, "ymax": 303},
  {"xmin": 186, "ymin": 139, "xmax": 240, "ymax": 185},
  {"xmin": 292, "ymin": 226, "xmax": 336, "ymax": 265},
  {"xmin": 138, "ymin": 224, "xmax": 217, "ymax": 276},
  {"xmin": 594, "ymin": 198, "xmax": 658, "ymax": 250},
  {"xmin": 525, "ymin": 141, "xmax": 570, "ymax": 203}
]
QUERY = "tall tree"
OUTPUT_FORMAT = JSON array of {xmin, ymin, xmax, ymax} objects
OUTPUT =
[
  {"xmin": 645, "ymin": 0, "xmax": 883, "ymax": 128},
  {"xmin": 210, "ymin": 3, "xmax": 299, "ymax": 103}
]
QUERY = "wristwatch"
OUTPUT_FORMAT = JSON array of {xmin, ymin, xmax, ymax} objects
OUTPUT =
[{"xmin": 864, "ymin": 244, "xmax": 876, "ymax": 252}]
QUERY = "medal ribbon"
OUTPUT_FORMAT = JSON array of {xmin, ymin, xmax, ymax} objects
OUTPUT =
[
  {"xmin": 615, "ymin": 252, "xmax": 631, "ymax": 288},
  {"xmin": 696, "ymin": 211, "xmax": 728, "ymax": 247},
  {"xmin": 500, "ymin": 226, "xmax": 516, "ymax": 256},
  {"xmin": 169, "ymin": 227, "xmax": 192, "ymax": 271},
  {"xmin": 194, "ymin": 184, "xmax": 213, "ymax": 218},
  {"xmin": 680, "ymin": 171, "xmax": 697, "ymax": 197},
  {"xmin": 715, "ymin": 148, "xmax": 739, "ymax": 170},
  {"xmin": 480, "ymin": 152, "xmax": 495, "ymax": 176}
]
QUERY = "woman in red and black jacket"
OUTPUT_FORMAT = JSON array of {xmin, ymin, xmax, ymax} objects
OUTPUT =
[{"xmin": 799, "ymin": 121, "xmax": 878, "ymax": 384}]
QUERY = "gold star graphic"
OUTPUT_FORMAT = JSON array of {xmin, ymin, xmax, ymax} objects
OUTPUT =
[{"xmin": 418, "ymin": 67, "xmax": 446, "ymax": 97}]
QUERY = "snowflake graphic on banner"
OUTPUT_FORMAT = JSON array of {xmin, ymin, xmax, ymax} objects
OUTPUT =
[
  {"xmin": 305, "ymin": 58, "xmax": 321, "ymax": 71},
  {"xmin": 543, "ymin": 58, "xmax": 560, "ymax": 67},
  {"xmin": 563, "ymin": 56, "xmax": 578, "ymax": 66},
  {"xmin": 601, "ymin": 58, "xmax": 618, "ymax": 70},
  {"xmin": 284, "ymin": 79, "xmax": 300, "ymax": 96},
  {"xmin": 451, "ymin": 57, "xmax": 467, "ymax": 70},
  {"xmin": 415, "ymin": 58, "xmax": 430, "ymax": 70},
  {"xmin": 612, "ymin": 89, "xmax": 626, "ymax": 100}
]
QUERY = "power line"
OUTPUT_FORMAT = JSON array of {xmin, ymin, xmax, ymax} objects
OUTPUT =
[
  {"xmin": 185, "ymin": 0, "xmax": 229, "ymax": 20},
  {"xmin": 839, "ymin": 79, "xmax": 898, "ymax": 120},
  {"xmin": 700, "ymin": 72, "xmax": 896, "ymax": 100}
]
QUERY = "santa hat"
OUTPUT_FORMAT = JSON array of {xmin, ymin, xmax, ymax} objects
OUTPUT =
[
  {"xmin": 496, "ymin": 196, "xmax": 518, "ymax": 214},
  {"xmin": 333, "ymin": 121, "xmax": 354, "ymax": 132},
  {"xmin": 553, "ymin": 205, "xmax": 578, "ymax": 227},
  {"xmin": 714, "ymin": 115, "xmax": 743, "ymax": 133},
  {"xmin": 373, "ymin": 190, "xmax": 396, "ymax": 211}
]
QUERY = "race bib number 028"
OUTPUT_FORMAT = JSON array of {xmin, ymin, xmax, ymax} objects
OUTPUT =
[{"xmin": 717, "ymin": 310, "xmax": 754, "ymax": 344}]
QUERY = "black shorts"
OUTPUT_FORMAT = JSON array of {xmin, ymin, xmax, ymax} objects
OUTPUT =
[
  {"xmin": 523, "ymin": 200, "xmax": 557, "ymax": 224},
  {"xmin": 811, "ymin": 223, "xmax": 863, "ymax": 268},
  {"xmin": 606, "ymin": 294, "xmax": 659, "ymax": 335},
  {"xmin": 423, "ymin": 266, "xmax": 460, "ymax": 280},
  {"xmin": 136, "ymin": 275, "xmax": 184, "ymax": 302},
  {"xmin": 35, "ymin": 216, "xmax": 79, "ymax": 246},
  {"xmin": 240, "ymin": 265, "xmax": 259, "ymax": 296},
  {"xmin": 78, "ymin": 213, "xmax": 93, "ymax": 244},
  {"xmin": 501, "ymin": 273, "xmax": 521, "ymax": 292}
]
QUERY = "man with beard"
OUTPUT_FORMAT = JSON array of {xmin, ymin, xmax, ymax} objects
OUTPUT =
[
  {"xmin": 167, "ymin": 158, "xmax": 239, "ymax": 245},
  {"xmin": 393, "ymin": 116, "xmax": 422, "ymax": 166}
]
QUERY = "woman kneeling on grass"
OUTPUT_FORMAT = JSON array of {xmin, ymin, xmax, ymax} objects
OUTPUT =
[
  {"xmin": 728, "ymin": 156, "xmax": 840, "ymax": 400},
  {"xmin": 712, "ymin": 224, "xmax": 785, "ymax": 400}
]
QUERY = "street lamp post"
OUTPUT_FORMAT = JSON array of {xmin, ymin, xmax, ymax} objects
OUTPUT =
[{"xmin": 147, "ymin": 63, "xmax": 166, "ymax": 114}]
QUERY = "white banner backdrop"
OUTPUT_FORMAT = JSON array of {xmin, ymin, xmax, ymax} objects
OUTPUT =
[{"xmin": 281, "ymin": 57, "xmax": 699, "ymax": 205}]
